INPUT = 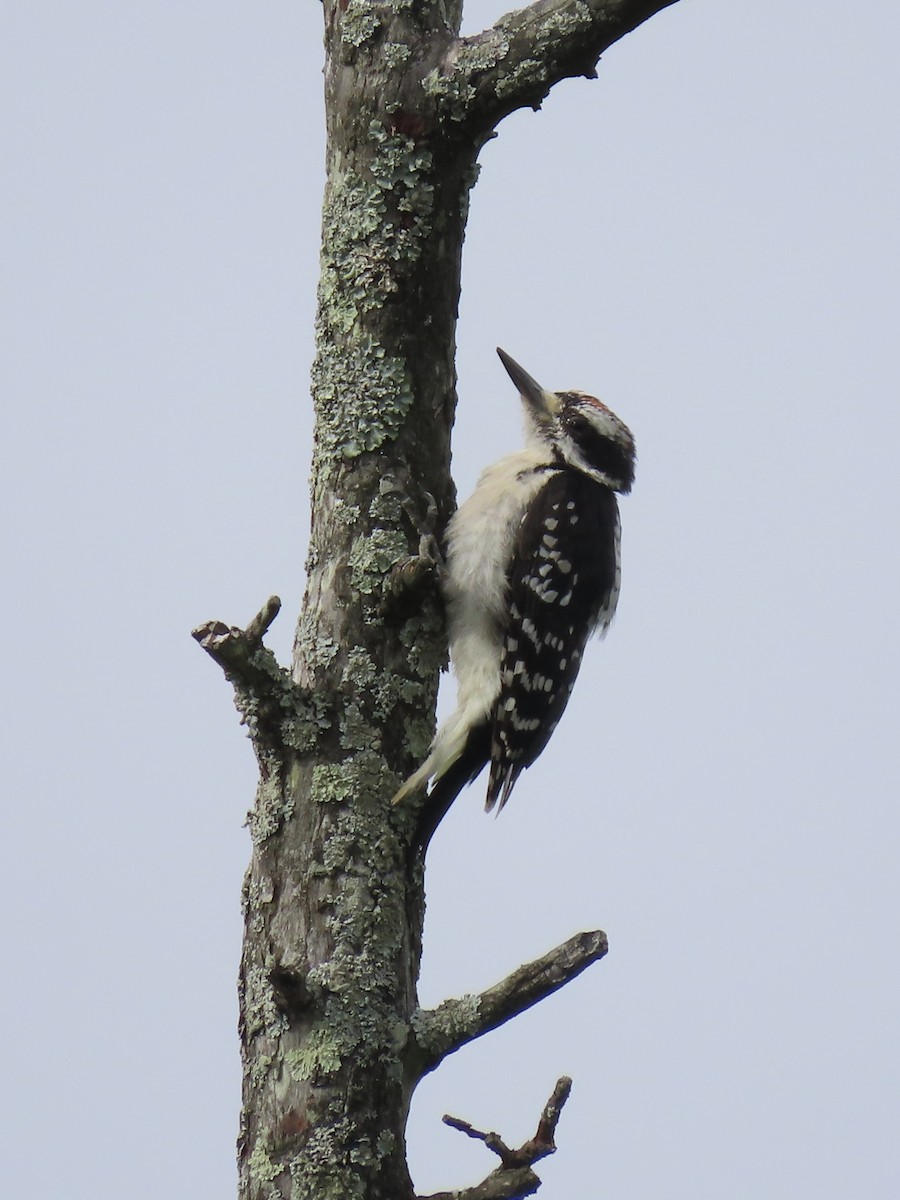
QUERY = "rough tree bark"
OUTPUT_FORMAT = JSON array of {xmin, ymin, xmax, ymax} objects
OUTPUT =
[{"xmin": 194, "ymin": 2, "xmax": 679, "ymax": 1197}]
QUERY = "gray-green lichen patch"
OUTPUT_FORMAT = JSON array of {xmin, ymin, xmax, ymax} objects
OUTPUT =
[
  {"xmin": 312, "ymin": 340, "xmax": 415, "ymax": 460},
  {"xmin": 493, "ymin": 55, "xmax": 546, "ymax": 101},
  {"xmin": 316, "ymin": 124, "xmax": 434, "ymax": 309},
  {"xmin": 335, "ymin": 646, "xmax": 433, "ymax": 753},
  {"xmin": 317, "ymin": 177, "xmax": 386, "ymax": 326},
  {"xmin": 248, "ymin": 770, "xmax": 294, "ymax": 844},
  {"xmin": 286, "ymin": 1026, "xmax": 344, "ymax": 1081},
  {"xmin": 307, "ymin": 822, "xmax": 408, "ymax": 994},
  {"xmin": 349, "ymin": 527, "xmax": 409, "ymax": 597},
  {"xmin": 311, "ymin": 762, "xmax": 359, "ymax": 806},
  {"xmin": 348, "ymin": 1132, "xmax": 391, "ymax": 1167},
  {"xmin": 368, "ymin": 121, "xmax": 434, "ymax": 208},
  {"xmin": 381, "ymin": 41, "xmax": 411, "ymax": 69},
  {"xmin": 229, "ymin": 639, "xmax": 333, "ymax": 762},
  {"xmin": 313, "ymin": 123, "xmax": 437, "ymax": 460},
  {"xmin": 249, "ymin": 1052, "xmax": 274, "ymax": 1087},
  {"xmin": 243, "ymin": 960, "xmax": 290, "ymax": 1040},
  {"xmin": 492, "ymin": 3, "xmax": 596, "ymax": 101},
  {"xmin": 248, "ymin": 1133, "xmax": 282, "ymax": 1186},
  {"xmin": 319, "ymin": 810, "xmax": 401, "ymax": 885},
  {"xmin": 423, "ymin": 31, "xmax": 512, "ymax": 122},
  {"xmin": 343, "ymin": 646, "xmax": 378, "ymax": 689},
  {"xmin": 462, "ymin": 32, "xmax": 512, "ymax": 75},
  {"xmin": 370, "ymin": 472, "xmax": 405, "ymax": 520},
  {"xmin": 281, "ymin": 692, "xmax": 332, "ymax": 755},
  {"xmin": 399, "ymin": 606, "xmax": 447, "ymax": 679},
  {"xmin": 287, "ymin": 1119, "xmax": 367, "ymax": 1200},
  {"xmin": 422, "ymin": 65, "xmax": 476, "ymax": 122},
  {"xmin": 410, "ymin": 992, "xmax": 482, "ymax": 1056},
  {"xmin": 340, "ymin": 0, "xmax": 381, "ymax": 48},
  {"xmin": 345, "ymin": 646, "xmax": 427, "ymax": 714},
  {"xmin": 339, "ymin": 697, "xmax": 379, "ymax": 753},
  {"xmin": 333, "ymin": 497, "xmax": 362, "ymax": 529},
  {"xmin": 544, "ymin": 0, "xmax": 594, "ymax": 35},
  {"xmin": 403, "ymin": 711, "xmax": 432, "ymax": 760},
  {"xmin": 294, "ymin": 630, "xmax": 340, "ymax": 679},
  {"xmin": 340, "ymin": 0, "xmax": 416, "ymax": 48},
  {"xmin": 496, "ymin": 0, "xmax": 593, "ymax": 43},
  {"xmin": 243, "ymin": 874, "xmax": 276, "ymax": 936},
  {"xmin": 311, "ymin": 751, "xmax": 391, "ymax": 807},
  {"xmin": 250, "ymin": 644, "xmax": 292, "ymax": 685},
  {"xmin": 375, "ymin": 1129, "xmax": 396, "ymax": 1158}
]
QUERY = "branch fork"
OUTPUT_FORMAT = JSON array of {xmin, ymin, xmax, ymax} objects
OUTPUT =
[
  {"xmin": 192, "ymin": 595, "xmax": 282, "ymax": 685},
  {"xmin": 430, "ymin": 0, "xmax": 682, "ymax": 132},
  {"xmin": 419, "ymin": 1077, "xmax": 572, "ymax": 1200},
  {"xmin": 408, "ymin": 932, "xmax": 604, "ymax": 1196},
  {"xmin": 445, "ymin": 1075, "xmax": 571, "ymax": 1169}
]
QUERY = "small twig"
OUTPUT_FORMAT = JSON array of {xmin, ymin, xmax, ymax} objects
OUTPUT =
[
  {"xmin": 409, "ymin": 930, "xmax": 607, "ymax": 1077},
  {"xmin": 531, "ymin": 1075, "xmax": 572, "ymax": 1154},
  {"xmin": 442, "ymin": 1115, "xmax": 514, "ymax": 1163},
  {"xmin": 245, "ymin": 594, "xmax": 282, "ymax": 645},
  {"xmin": 419, "ymin": 1078, "xmax": 573, "ymax": 1200},
  {"xmin": 444, "ymin": 1076, "xmax": 571, "ymax": 1169}
]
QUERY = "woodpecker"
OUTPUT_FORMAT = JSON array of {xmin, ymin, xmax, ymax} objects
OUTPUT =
[{"xmin": 392, "ymin": 348, "xmax": 635, "ymax": 823}]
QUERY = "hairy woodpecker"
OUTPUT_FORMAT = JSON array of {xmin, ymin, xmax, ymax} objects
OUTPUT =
[{"xmin": 392, "ymin": 348, "xmax": 635, "ymax": 822}]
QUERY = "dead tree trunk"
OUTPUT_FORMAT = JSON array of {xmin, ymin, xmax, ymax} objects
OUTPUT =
[{"xmin": 194, "ymin": 2, "xmax": 679, "ymax": 1197}]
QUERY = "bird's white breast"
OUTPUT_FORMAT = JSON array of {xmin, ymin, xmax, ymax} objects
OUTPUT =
[{"xmin": 444, "ymin": 449, "xmax": 556, "ymax": 718}]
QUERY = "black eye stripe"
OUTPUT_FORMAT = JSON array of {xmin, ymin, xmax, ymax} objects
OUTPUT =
[{"xmin": 562, "ymin": 412, "xmax": 635, "ymax": 490}]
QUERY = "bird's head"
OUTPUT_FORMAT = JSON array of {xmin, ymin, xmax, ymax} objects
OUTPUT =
[{"xmin": 497, "ymin": 347, "xmax": 636, "ymax": 494}]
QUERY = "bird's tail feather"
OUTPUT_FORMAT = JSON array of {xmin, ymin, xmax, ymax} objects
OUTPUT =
[
  {"xmin": 413, "ymin": 723, "xmax": 491, "ymax": 854},
  {"xmin": 484, "ymin": 760, "xmax": 522, "ymax": 814},
  {"xmin": 390, "ymin": 756, "xmax": 436, "ymax": 808},
  {"xmin": 390, "ymin": 701, "xmax": 488, "ymax": 808}
]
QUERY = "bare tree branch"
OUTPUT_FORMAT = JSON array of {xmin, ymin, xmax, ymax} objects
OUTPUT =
[
  {"xmin": 427, "ymin": 0, "xmax": 680, "ymax": 132},
  {"xmin": 419, "ymin": 1166, "xmax": 540, "ymax": 1200},
  {"xmin": 244, "ymin": 594, "xmax": 282, "ymax": 645},
  {"xmin": 408, "ymin": 931, "xmax": 607, "ymax": 1078},
  {"xmin": 418, "ymin": 1077, "xmax": 573, "ymax": 1200},
  {"xmin": 419, "ymin": 1166, "xmax": 541, "ymax": 1200},
  {"xmin": 192, "ymin": 596, "xmax": 315, "ymax": 757},
  {"xmin": 192, "ymin": 595, "xmax": 282, "ymax": 687}
]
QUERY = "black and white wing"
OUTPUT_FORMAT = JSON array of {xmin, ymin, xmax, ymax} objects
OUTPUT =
[{"xmin": 486, "ymin": 469, "xmax": 621, "ymax": 811}]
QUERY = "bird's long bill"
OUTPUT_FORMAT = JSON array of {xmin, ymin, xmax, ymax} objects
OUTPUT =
[{"xmin": 496, "ymin": 347, "xmax": 560, "ymax": 422}]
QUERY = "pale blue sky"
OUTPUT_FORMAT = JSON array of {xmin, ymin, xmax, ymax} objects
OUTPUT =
[{"xmin": 3, "ymin": 2, "xmax": 899, "ymax": 1196}]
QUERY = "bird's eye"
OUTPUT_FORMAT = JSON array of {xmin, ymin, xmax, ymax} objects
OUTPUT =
[{"xmin": 565, "ymin": 411, "xmax": 594, "ymax": 438}]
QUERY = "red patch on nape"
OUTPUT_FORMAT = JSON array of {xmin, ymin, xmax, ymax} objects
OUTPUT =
[{"xmin": 568, "ymin": 390, "xmax": 610, "ymax": 415}]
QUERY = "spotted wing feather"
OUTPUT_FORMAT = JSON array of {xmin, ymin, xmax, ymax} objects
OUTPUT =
[{"xmin": 486, "ymin": 470, "xmax": 620, "ymax": 811}]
